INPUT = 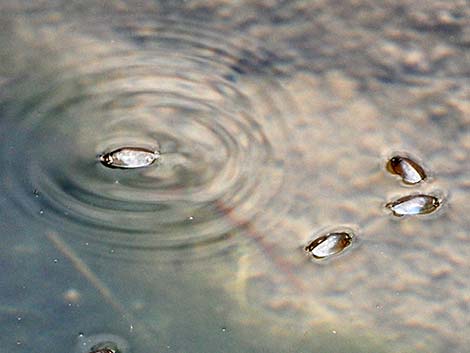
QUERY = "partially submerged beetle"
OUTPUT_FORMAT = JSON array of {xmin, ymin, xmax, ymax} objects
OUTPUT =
[
  {"xmin": 76, "ymin": 333, "xmax": 128, "ymax": 353},
  {"xmin": 386, "ymin": 155, "xmax": 427, "ymax": 185},
  {"xmin": 385, "ymin": 194, "xmax": 440, "ymax": 217},
  {"xmin": 99, "ymin": 147, "xmax": 160, "ymax": 169},
  {"xmin": 305, "ymin": 230, "xmax": 354, "ymax": 260},
  {"xmin": 89, "ymin": 342, "xmax": 120, "ymax": 353},
  {"xmin": 89, "ymin": 348, "xmax": 115, "ymax": 353}
]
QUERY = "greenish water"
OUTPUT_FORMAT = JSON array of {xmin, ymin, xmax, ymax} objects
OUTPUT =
[{"xmin": 0, "ymin": 2, "xmax": 468, "ymax": 353}]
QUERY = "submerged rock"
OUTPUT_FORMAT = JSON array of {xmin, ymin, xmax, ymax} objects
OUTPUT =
[
  {"xmin": 385, "ymin": 194, "xmax": 440, "ymax": 217},
  {"xmin": 99, "ymin": 147, "xmax": 160, "ymax": 169}
]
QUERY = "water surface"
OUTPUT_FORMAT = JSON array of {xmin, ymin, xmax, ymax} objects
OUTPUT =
[{"xmin": 0, "ymin": 2, "xmax": 468, "ymax": 353}]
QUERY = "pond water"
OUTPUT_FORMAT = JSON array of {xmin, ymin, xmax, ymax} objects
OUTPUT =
[{"xmin": 0, "ymin": 1, "xmax": 468, "ymax": 353}]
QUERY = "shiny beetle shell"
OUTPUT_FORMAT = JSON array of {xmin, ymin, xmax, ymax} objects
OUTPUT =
[
  {"xmin": 99, "ymin": 147, "xmax": 159, "ymax": 169},
  {"xmin": 89, "ymin": 342, "xmax": 120, "ymax": 353},
  {"xmin": 90, "ymin": 349, "xmax": 115, "ymax": 353},
  {"xmin": 385, "ymin": 194, "xmax": 440, "ymax": 217},
  {"xmin": 304, "ymin": 231, "xmax": 354, "ymax": 260},
  {"xmin": 76, "ymin": 333, "xmax": 128, "ymax": 353},
  {"xmin": 386, "ymin": 155, "xmax": 427, "ymax": 185}
]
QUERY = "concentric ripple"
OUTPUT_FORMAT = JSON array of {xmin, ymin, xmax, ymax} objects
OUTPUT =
[{"xmin": 0, "ymin": 18, "xmax": 296, "ymax": 261}]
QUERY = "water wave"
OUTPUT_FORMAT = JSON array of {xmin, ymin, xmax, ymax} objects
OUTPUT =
[{"xmin": 0, "ymin": 18, "xmax": 296, "ymax": 261}]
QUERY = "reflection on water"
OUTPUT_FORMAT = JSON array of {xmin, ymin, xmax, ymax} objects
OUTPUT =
[
  {"xmin": 1, "ymin": 18, "xmax": 293, "ymax": 263},
  {"xmin": 0, "ymin": 2, "xmax": 468, "ymax": 353}
]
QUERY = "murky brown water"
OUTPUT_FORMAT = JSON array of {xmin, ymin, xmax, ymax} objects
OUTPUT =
[{"xmin": 0, "ymin": 2, "xmax": 468, "ymax": 353}]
